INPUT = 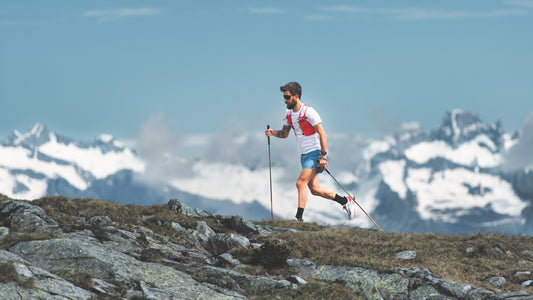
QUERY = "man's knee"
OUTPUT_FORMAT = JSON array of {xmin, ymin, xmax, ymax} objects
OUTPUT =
[{"xmin": 296, "ymin": 179, "xmax": 307, "ymax": 190}]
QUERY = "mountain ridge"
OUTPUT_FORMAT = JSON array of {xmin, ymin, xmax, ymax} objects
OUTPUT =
[{"xmin": 1, "ymin": 109, "xmax": 532, "ymax": 234}]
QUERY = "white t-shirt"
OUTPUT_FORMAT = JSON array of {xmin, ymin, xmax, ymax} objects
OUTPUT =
[{"xmin": 283, "ymin": 104, "xmax": 322, "ymax": 154}]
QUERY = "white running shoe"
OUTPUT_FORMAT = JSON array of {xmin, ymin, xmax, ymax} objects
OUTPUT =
[{"xmin": 343, "ymin": 197, "xmax": 357, "ymax": 220}]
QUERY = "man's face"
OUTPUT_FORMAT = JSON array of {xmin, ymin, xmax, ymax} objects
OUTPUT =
[{"xmin": 284, "ymin": 91, "xmax": 297, "ymax": 109}]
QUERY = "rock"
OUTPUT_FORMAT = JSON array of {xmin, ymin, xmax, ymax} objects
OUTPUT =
[
  {"xmin": 206, "ymin": 233, "xmax": 250, "ymax": 255},
  {"xmin": 0, "ymin": 199, "xmax": 62, "ymax": 234},
  {"xmin": 494, "ymin": 247, "xmax": 505, "ymax": 255},
  {"xmin": 398, "ymin": 267, "xmax": 493, "ymax": 299},
  {"xmin": 495, "ymin": 290, "xmax": 533, "ymax": 299},
  {"xmin": 91, "ymin": 278, "xmax": 120, "ymax": 295},
  {"xmin": 466, "ymin": 246, "xmax": 477, "ymax": 254},
  {"xmin": 287, "ymin": 275, "xmax": 307, "ymax": 285},
  {"xmin": 168, "ymin": 198, "xmax": 212, "ymax": 218},
  {"xmin": 199, "ymin": 265, "xmax": 296, "ymax": 293},
  {"xmin": 218, "ymin": 253, "xmax": 242, "ymax": 267},
  {"xmin": 515, "ymin": 271, "xmax": 531, "ymax": 276},
  {"xmin": 483, "ymin": 276, "xmax": 506, "ymax": 287},
  {"xmin": 0, "ymin": 227, "xmax": 8, "ymax": 240},
  {"xmin": 288, "ymin": 258, "xmax": 410, "ymax": 299},
  {"xmin": 0, "ymin": 249, "xmax": 95, "ymax": 299},
  {"xmin": 187, "ymin": 221, "xmax": 216, "ymax": 247},
  {"xmin": 171, "ymin": 221, "xmax": 186, "ymax": 232},
  {"xmin": 8, "ymin": 237, "xmax": 243, "ymax": 299},
  {"xmin": 87, "ymin": 215, "xmax": 112, "ymax": 227},
  {"xmin": 229, "ymin": 215, "xmax": 272, "ymax": 236},
  {"xmin": 395, "ymin": 250, "xmax": 416, "ymax": 260},
  {"xmin": 522, "ymin": 250, "xmax": 533, "ymax": 257}
]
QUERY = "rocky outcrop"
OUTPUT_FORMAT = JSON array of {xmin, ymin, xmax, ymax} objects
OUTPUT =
[{"xmin": 0, "ymin": 196, "xmax": 532, "ymax": 299}]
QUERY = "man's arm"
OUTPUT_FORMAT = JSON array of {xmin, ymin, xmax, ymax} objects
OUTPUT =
[
  {"xmin": 265, "ymin": 125, "xmax": 291, "ymax": 139},
  {"xmin": 314, "ymin": 123, "xmax": 327, "ymax": 154},
  {"xmin": 314, "ymin": 123, "xmax": 328, "ymax": 168}
]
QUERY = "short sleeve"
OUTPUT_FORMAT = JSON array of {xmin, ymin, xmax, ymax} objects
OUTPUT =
[
  {"xmin": 283, "ymin": 109, "xmax": 291, "ymax": 126},
  {"xmin": 305, "ymin": 106, "xmax": 322, "ymax": 126}
]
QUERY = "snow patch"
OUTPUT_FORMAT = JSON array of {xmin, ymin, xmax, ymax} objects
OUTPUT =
[
  {"xmin": 363, "ymin": 138, "xmax": 393, "ymax": 160},
  {"xmin": 0, "ymin": 167, "xmax": 48, "ymax": 200},
  {"xmin": 0, "ymin": 145, "xmax": 88, "ymax": 191},
  {"xmin": 378, "ymin": 160, "xmax": 407, "ymax": 198},
  {"xmin": 98, "ymin": 133, "xmax": 114, "ymax": 143},
  {"xmin": 38, "ymin": 133, "xmax": 145, "ymax": 179},
  {"xmin": 405, "ymin": 135, "xmax": 501, "ymax": 167},
  {"xmin": 406, "ymin": 167, "xmax": 526, "ymax": 222}
]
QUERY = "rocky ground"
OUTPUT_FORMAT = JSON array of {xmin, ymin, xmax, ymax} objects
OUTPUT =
[{"xmin": 0, "ymin": 195, "xmax": 532, "ymax": 299}]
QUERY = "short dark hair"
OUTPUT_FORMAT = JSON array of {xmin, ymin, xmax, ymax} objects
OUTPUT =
[{"xmin": 280, "ymin": 82, "xmax": 302, "ymax": 98}]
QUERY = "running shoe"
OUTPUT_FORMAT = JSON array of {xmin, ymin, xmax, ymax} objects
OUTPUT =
[{"xmin": 343, "ymin": 196, "xmax": 357, "ymax": 220}]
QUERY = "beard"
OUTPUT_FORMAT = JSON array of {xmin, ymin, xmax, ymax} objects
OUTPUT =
[{"xmin": 286, "ymin": 100, "xmax": 296, "ymax": 109}]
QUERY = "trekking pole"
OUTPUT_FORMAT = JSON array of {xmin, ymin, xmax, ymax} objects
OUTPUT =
[
  {"xmin": 324, "ymin": 168, "xmax": 382, "ymax": 231},
  {"xmin": 267, "ymin": 125, "xmax": 273, "ymax": 220}
]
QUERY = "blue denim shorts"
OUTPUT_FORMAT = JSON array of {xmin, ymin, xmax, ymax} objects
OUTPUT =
[{"xmin": 301, "ymin": 150, "xmax": 323, "ymax": 173}]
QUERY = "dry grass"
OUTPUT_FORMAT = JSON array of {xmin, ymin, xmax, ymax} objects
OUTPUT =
[
  {"xmin": 0, "ymin": 232, "xmax": 56, "ymax": 250},
  {"xmin": 260, "ymin": 221, "xmax": 533, "ymax": 293},
  {"xmin": 0, "ymin": 261, "xmax": 35, "ymax": 288}
]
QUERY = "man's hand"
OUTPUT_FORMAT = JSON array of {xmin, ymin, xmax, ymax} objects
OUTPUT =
[
  {"xmin": 318, "ymin": 157, "xmax": 328, "ymax": 169},
  {"xmin": 265, "ymin": 128, "xmax": 274, "ymax": 137}
]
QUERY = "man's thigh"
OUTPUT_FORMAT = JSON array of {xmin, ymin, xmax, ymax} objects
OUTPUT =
[{"xmin": 297, "ymin": 168, "xmax": 316, "ymax": 185}]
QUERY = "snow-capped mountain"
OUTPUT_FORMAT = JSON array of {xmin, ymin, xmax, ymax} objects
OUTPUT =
[
  {"xmin": 365, "ymin": 110, "xmax": 532, "ymax": 234},
  {"xmin": 1, "ymin": 110, "xmax": 532, "ymax": 235},
  {"xmin": 0, "ymin": 123, "xmax": 144, "ymax": 200}
]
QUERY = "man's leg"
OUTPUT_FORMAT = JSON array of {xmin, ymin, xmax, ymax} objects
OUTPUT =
[
  {"xmin": 308, "ymin": 173, "xmax": 349, "ymax": 208},
  {"xmin": 308, "ymin": 174, "xmax": 335, "ymax": 200},
  {"xmin": 296, "ymin": 168, "xmax": 315, "ymax": 209}
]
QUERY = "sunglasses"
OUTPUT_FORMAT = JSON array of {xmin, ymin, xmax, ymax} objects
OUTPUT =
[{"xmin": 283, "ymin": 95, "xmax": 292, "ymax": 100}]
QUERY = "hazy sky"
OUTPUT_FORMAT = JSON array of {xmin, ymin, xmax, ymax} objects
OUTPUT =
[{"xmin": 1, "ymin": 0, "xmax": 532, "ymax": 140}]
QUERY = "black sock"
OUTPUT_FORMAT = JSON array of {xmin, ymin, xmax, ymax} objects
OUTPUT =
[
  {"xmin": 296, "ymin": 207, "xmax": 304, "ymax": 220},
  {"xmin": 334, "ymin": 194, "xmax": 348, "ymax": 206}
]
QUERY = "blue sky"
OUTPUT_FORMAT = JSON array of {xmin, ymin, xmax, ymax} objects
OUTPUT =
[{"xmin": 1, "ymin": 0, "xmax": 532, "ymax": 141}]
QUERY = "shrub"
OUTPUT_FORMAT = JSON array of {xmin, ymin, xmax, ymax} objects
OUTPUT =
[{"xmin": 252, "ymin": 240, "xmax": 291, "ymax": 269}]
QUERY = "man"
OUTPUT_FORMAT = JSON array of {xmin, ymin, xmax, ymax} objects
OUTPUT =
[{"xmin": 265, "ymin": 81, "xmax": 357, "ymax": 222}]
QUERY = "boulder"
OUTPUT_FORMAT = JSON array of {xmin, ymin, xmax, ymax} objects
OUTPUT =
[
  {"xmin": 0, "ymin": 200, "xmax": 62, "ymax": 234},
  {"xmin": 8, "ymin": 237, "xmax": 243, "ymax": 298},
  {"xmin": 0, "ymin": 249, "xmax": 94, "ymax": 299},
  {"xmin": 206, "ymin": 233, "xmax": 250, "ymax": 255}
]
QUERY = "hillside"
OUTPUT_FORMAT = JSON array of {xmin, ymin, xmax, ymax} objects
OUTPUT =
[{"xmin": 1, "ymin": 194, "xmax": 533, "ymax": 299}]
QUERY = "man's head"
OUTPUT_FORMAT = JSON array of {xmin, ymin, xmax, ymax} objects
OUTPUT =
[
  {"xmin": 280, "ymin": 82, "xmax": 302, "ymax": 99},
  {"xmin": 280, "ymin": 82, "xmax": 302, "ymax": 110}
]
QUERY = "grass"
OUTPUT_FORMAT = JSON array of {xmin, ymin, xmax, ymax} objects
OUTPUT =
[
  {"xmin": 0, "ymin": 232, "xmax": 56, "ymax": 250},
  {"xmin": 4, "ymin": 196, "xmax": 533, "ymax": 296},
  {"xmin": 257, "ymin": 221, "xmax": 533, "ymax": 294},
  {"xmin": 0, "ymin": 261, "xmax": 35, "ymax": 288}
]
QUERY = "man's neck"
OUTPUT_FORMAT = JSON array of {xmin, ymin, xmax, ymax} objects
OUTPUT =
[{"xmin": 292, "ymin": 101, "xmax": 302, "ymax": 112}]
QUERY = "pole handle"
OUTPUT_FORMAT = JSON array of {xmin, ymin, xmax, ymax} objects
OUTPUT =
[{"xmin": 267, "ymin": 125, "xmax": 271, "ymax": 145}]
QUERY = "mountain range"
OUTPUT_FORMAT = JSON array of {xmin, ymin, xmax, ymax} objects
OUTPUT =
[{"xmin": 1, "ymin": 109, "xmax": 532, "ymax": 234}]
